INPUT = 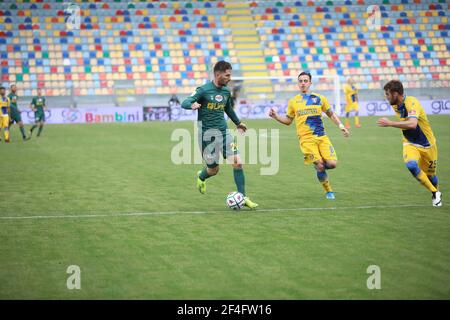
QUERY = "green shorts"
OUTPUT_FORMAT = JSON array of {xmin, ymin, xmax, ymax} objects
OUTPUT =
[
  {"xmin": 199, "ymin": 129, "xmax": 239, "ymax": 168},
  {"xmin": 10, "ymin": 110, "xmax": 22, "ymax": 123},
  {"xmin": 35, "ymin": 112, "xmax": 45, "ymax": 122}
]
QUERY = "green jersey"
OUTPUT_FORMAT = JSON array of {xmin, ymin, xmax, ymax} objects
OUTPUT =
[
  {"xmin": 181, "ymin": 81, "xmax": 240, "ymax": 131},
  {"xmin": 31, "ymin": 96, "xmax": 46, "ymax": 114},
  {"xmin": 8, "ymin": 92, "xmax": 18, "ymax": 113}
]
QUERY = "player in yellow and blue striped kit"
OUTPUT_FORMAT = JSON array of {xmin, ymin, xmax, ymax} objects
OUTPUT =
[
  {"xmin": 0, "ymin": 86, "xmax": 11, "ymax": 143},
  {"xmin": 343, "ymin": 78, "xmax": 361, "ymax": 129},
  {"xmin": 269, "ymin": 72, "xmax": 350, "ymax": 199},
  {"xmin": 377, "ymin": 80, "xmax": 441, "ymax": 207}
]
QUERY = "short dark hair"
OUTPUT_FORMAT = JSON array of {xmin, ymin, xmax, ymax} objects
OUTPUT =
[
  {"xmin": 384, "ymin": 80, "xmax": 404, "ymax": 95},
  {"xmin": 298, "ymin": 71, "xmax": 312, "ymax": 81},
  {"xmin": 0, "ymin": 86, "xmax": 5, "ymax": 90},
  {"xmin": 214, "ymin": 61, "xmax": 232, "ymax": 73}
]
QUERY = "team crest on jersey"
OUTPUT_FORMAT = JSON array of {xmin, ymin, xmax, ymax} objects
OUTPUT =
[
  {"xmin": 215, "ymin": 95, "xmax": 223, "ymax": 102},
  {"xmin": 311, "ymin": 97, "xmax": 318, "ymax": 104}
]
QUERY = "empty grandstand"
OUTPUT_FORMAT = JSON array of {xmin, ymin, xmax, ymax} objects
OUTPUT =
[{"xmin": 0, "ymin": 0, "xmax": 448, "ymax": 108}]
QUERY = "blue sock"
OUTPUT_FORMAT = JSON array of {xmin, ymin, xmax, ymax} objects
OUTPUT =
[
  {"xmin": 406, "ymin": 161, "xmax": 420, "ymax": 177},
  {"xmin": 317, "ymin": 171, "xmax": 327, "ymax": 182},
  {"xmin": 428, "ymin": 175, "xmax": 438, "ymax": 188}
]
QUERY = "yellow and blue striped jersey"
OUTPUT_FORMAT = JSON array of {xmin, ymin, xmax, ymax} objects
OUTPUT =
[
  {"xmin": 286, "ymin": 92, "xmax": 331, "ymax": 140},
  {"xmin": 343, "ymin": 83, "xmax": 358, "ymax": 105},
  {"xmin": 392, "ymin": 96, "xmax": 436, "ymax": 148},
  {"xmin": 0, "ymin": 96, "xmax": 10, "ymax": 116}
]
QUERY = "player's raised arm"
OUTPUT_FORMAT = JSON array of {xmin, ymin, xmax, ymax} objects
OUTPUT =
[{"xmin": 181, "ymin": 87, "xmax": 203, "ymax": 110}]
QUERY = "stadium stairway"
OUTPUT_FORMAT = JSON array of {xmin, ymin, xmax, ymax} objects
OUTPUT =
[{"xmin": 224, "ymin": 0, "xmax": 274, "ymax": 100}]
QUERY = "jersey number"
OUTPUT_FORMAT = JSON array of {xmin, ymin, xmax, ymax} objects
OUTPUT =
[{"xmin": 428, "ymin": 160, "xmax": 437, "ymax": 169}]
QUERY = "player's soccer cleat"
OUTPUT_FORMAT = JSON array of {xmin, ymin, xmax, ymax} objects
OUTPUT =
[
  {"xmin": 355, "ymin": 124, "xmax": 361, "ymax": 128},
  {"xmin": 432, "ymin": 191, "xmax": 442, "ymax": 207},
  {"xmin": 345, "ymin": 123, "xmax": 351, "ymax": 129},
  {"xmin": 326, "ymin": 192, "xmax": 335, "ymax": 200},
  {"xmin": 244, "ymin": 196, "xmax": 258, "ymax": 209},
  {"xmin": 196, "ymin": 170, "xmax": 206, "ymax": 194}
]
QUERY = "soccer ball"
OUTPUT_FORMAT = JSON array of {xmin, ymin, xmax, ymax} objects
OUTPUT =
[{"xmin": 226, "ymin": 191, "xmax": 245, "ymax": 210}]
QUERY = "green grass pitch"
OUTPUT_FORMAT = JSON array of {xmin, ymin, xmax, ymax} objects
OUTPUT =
[{"xmin": 0, "ymin": 115, "xmax": 449, "ymax": 299}]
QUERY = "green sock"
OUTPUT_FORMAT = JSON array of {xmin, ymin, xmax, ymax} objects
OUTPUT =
[
  {"xmin": 20, "ymin": 126, "xmax": 26, "ymax": 138},
  {"xmin": 30, "ymin": 125, "xmax": 37, "ymax": 133},
  {"xmin": 37, "ymin": 125, "xmax": 43, "ymax": 136},
  {"xmin": 233, "ymin": 168, "xmax": 246, "ymax": 196},
  {"xmin": 199, "ymin": 167, "xmax": 210, "ymax": 181}
]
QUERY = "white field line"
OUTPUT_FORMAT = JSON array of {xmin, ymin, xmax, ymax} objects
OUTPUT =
[{"xmin": 0, "ymin": 204, "xmax": 430, "ymax": 220}]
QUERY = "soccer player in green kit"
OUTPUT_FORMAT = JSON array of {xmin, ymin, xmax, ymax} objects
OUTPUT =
[
  {"xmin": 29, "ymin": 88, "xmax": 47, "ymax": 138},
  {"xmin": 181, "ymin": 61, "xmax": 258, "ymax": 209},
  {"xmin": 8, "ymin": 84, "xmax": 29, "ymax": 140}
]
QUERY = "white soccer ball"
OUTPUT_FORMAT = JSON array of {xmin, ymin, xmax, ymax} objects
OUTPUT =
[{"xmin": 226, "ymin": 191, "xmax": 245, "ymax": 210}]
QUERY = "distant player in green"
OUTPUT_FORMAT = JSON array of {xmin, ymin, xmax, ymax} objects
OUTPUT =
[
  {"xmin": 29, "ymin": 88, "xmax": 47, "ymax": 138},
  {"xmin": 8, "ymin": 84, "xmax": 29, "ymax": 140},
  {"xmin": 181, "ymin": 61, "xmax": 258, "ymax": 209}
]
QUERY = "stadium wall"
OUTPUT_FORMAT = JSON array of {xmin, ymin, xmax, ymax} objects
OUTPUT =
[{"xmin": 15, "ymin": 99, "xmax": 450, "ymax": 124}]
